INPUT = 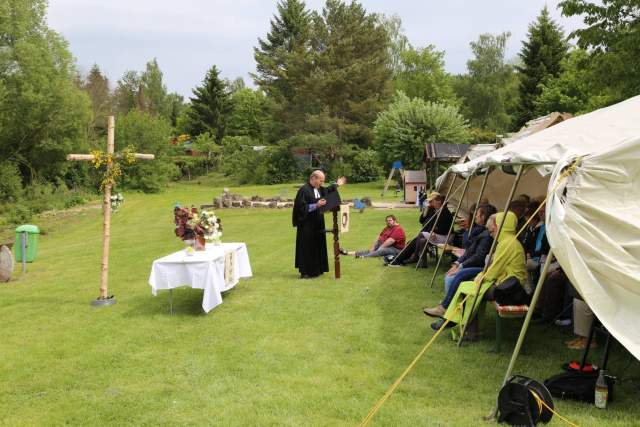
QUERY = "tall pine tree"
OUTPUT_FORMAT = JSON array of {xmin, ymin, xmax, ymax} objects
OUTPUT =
[
  {"xmin": 515, "ymin": 7, "xmax": 568, "ymax": 126},
  {"xmin": 253, "ymin": 0, "xmax": 312, "ymax": 139},
  {"xmin": 186, "ymin": 65, "xmax": 232, "ymax": 142},
  {"xmin": 306, "ymin": 0, "xmax": 391, "ymax": 147},
  {"xmin": 81, "ymin": 64, "xmax": 112, "ymax": 133}
]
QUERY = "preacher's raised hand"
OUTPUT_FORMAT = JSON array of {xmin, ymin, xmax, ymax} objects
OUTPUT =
[{"xmin": 336, "ymin": 176, "xmax": 347, "ymax": 186}]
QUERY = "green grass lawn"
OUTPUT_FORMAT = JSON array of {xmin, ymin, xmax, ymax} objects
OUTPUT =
[{"xmin": 1, "ymin": 179, "xmax": 638, "ymax": 426}]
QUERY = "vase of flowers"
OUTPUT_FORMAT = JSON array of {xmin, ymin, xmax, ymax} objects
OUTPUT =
[{"xmin": 174, "ymin": 206, "xmax": 222, "ymax": 251}]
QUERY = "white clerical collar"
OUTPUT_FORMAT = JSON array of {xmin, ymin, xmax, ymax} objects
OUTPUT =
[{"xmin": 313, "ymin": 188, "xmax": 320, "ymax": 199}]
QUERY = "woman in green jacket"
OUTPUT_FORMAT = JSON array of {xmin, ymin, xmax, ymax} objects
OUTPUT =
[{"xmin": 436, "ymin": 211, "xmax": 527, "ymax": 336}]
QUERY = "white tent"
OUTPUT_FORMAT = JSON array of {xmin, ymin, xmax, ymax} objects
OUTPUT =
[
  {"xmin": 436, "ymin": 95, "xmax": 640, "ymax": 214},
  {"xmin": 547, "ymin": 137, "xmax": 640, "ymax": 360},
  {"xmin": 435, "ymin": 95, "xmax": 640, "ymax": 369}
]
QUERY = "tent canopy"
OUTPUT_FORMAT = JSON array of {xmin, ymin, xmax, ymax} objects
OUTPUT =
[
  {"xmin": 445, "ymin": 95, "xmax": 640, "ymax": 178},
  {"xmin": 436, "ymin": 95, "xmax": 640, "ymax": 216}
]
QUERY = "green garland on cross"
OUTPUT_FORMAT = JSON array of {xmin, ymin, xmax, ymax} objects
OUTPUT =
[{"xmin": 89, "ymin": 145, "xmax": 138, "ymax": 190}]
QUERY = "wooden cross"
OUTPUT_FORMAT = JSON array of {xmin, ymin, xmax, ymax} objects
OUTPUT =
[{"xmin": 67, "ymin": 116, "xmax": 154, "ymax": 306}]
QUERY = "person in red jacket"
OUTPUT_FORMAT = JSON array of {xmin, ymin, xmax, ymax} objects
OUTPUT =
[{"xmin": 341, "ymin": 215, "xmax": 406, "ymax": 258}]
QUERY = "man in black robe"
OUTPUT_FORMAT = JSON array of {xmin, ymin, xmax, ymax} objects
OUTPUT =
[{"xmin": 292, "ymin": 170, "xmax": 346, "ymax": 278}]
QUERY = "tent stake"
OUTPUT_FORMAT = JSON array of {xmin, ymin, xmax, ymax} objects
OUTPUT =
[
  {"xmin": 489, "ymin": 249, "xmax": 555, "ymax": 420},
  {"xmin": 457, "ymin": 165, "xmax": 524, "ymax": 346},
  {"xmin": 428, "ymin": 175, "xmax": 472, "ymax": 288},
  {"xmin": 416, "ymin": 174, "xmax": 457, "ymax": 270}
]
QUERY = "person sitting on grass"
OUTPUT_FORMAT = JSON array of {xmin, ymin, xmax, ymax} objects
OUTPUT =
[
  {"xmin": 430, "ymin": 211, "xmax": 526, "ymax": 338},
  {"xmin": 341, "ymin": 215, "xmax": 406, "ymax": 258},
  {"xmin": 423, "ymin": 204, "xmax": 497, "ymax": 318}
]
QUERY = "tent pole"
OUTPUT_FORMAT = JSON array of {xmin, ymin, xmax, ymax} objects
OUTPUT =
[
  {"xmin": 415, "ymin": 174, "xmax": 457, "ymax": 270},
  {"xmin": 428, "ymin": 175, "xmax": 472, "ymax": 288},
  {"xmin": 489, "ymin": 249, "xmax": 555, "ymax": 420},
  {"xmin": 466, "ymin": 167, "xmax": 491, "ymax": 240},
  {"xmin": 457, "ymin": 165, "xmax": 525, "ymax": 346}
]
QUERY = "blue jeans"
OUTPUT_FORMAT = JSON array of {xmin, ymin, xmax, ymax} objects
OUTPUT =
[
  {"xmin": 355, "ymin": 241, "xmax": 401, "ymax": 258},
  {"xmin": 442, "ymin": 267, "xmax": 483, "ymax": 308}
]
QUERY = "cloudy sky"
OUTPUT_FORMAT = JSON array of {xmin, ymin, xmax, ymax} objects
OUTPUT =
[{"xmin": 47, "ymin": 0, "xmax": 585, "ymax": 98}]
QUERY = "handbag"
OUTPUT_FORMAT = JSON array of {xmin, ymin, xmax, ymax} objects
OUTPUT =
[{"xmin": 494, "ymin": 276, "xmax": 529, "ymax": 306}]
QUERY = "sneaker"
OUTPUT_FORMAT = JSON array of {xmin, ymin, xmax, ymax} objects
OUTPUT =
[
  {"xmin": 423, "ymin": 305, "xmax": 446, "ymax": 318},
  {"xmin": 555, "ymin": 318, "xmax": 572, "ymax": 327},
  {"xmin": 430, "ymin": 319, "xmax": 456, "ymax": 331},
  {"xmin": 339, "ymin": 248, "xmax": 348, "ymax": 256}
]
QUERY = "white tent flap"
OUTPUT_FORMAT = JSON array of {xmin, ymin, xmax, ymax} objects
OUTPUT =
[{"xmin": 547, "ymin": 137, "xmax": 640, "ymax": 360}]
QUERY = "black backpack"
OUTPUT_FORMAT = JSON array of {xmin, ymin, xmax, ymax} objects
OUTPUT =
[{"xmin": 494, "ymin": 276, "xmax": 530, "ymax": 306}]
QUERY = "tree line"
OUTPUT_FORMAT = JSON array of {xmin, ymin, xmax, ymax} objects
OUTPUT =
[{"xmin": 1, "ymin": 0, "xmax": 638, "ymax": 225}]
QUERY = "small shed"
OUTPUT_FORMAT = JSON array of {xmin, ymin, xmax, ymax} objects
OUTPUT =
[
  {"xmin": 404, "ymin": 170, "xmax": 427, "ymax": 204},
  {"xmin": 423, "ymin": 143, "xmax": 470, "ymax": 189}
]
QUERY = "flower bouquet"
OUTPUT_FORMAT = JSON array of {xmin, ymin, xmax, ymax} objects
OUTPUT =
[
  {"xmin": 199, "ymin": 210, "xmax": 223, "ymax": 245},
  {"xmin": 174, "ymin": 206, "xmax": 222, "ymax": 253},
  {"xmin": 110, "ymin": 193, "xmax": 124, "ymax": 213}
]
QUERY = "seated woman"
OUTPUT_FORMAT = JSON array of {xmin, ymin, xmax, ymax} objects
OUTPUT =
[
  {"xmin": 430, "ymin": 211, "xmax": 526, "ymax": 337},
  {"xmin": 423, "ymin": 204, "xmax": 497, "ymax": 318},
  {"xmin": 405, "ymin": 193, "xmax": 453, "ymax": 266}
]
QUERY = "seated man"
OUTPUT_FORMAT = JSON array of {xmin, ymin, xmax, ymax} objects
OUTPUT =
[
  {"xmin": 423, "ymin": 204, "xmax": 497, "ymax": 318},
  {"xmin": 430, "ymin": 211, "xmax": 527, "ymax": 336},
  {"xmin": 342, "ymin": 215, "xmax": 406, "ymax": 258},
  {"xmin": 405, "ymin": 192, "xmax": 453, "ymax": 264}
]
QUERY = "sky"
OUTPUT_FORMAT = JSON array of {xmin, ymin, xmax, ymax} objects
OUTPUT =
[{"xmin": 47, "ymin": 0, "xmax": 585, "ymax": 98}]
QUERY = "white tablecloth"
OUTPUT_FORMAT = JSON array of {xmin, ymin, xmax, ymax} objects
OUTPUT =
[{"xmin": 148, "ymin": 242, "xmax": 252, "ymax": 312}]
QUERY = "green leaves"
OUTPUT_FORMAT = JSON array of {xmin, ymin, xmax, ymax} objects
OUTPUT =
[
  {"xmin": 0, "ymin": 0, "xmax": 91, "ymax": 183},
  {"xmin": 374, "ymin": 92, "xmax": 469, "ymax": 170}
]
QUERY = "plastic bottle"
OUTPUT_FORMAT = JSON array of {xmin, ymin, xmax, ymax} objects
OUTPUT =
[{"xmin": 595, "ymin": 369, "xmax": 608, "ymax": 409}]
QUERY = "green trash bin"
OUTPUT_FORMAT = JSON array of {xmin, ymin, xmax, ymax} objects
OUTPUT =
[{"xmin": 15, "ymin": 224, "xmax": 39, "ymax": 263}]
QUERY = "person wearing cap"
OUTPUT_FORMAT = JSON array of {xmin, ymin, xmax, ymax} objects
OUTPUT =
[{"xmin": 405, "ymin": 192, "xmax": 454, "ymax": 265}]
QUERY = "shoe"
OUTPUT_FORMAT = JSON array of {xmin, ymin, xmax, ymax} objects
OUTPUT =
[
  {"xmin": 355, "ymin": 254, "xmax": 363, "ymax": 259},
  {"xmin": 339, "ymin": 248, "xmax": 348, "ymax": 256},
  {"xmin": 567, "ymin": 337, "xmax": 597, "ymax": 350},
  {"xmin": 555, "ymin": 318, "xmax": 572, "ymax": 327},
  {"xmin": 430, "ymin": 319, "xmax": 456, "ymax": 331},
  {"xmin": 423, "ymin": 305, "xmax": 446, "ymax": 318}
]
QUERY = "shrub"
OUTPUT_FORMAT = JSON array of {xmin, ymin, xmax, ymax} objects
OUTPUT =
[
  {"xmin": 374, "ymin": 92, "xmax": 470, "ymax": 169},
  {"xmin": 0, "ymin": 162, "xmax": 23, "ymax": 203},
  {"xmin": 350, "ymin": 149, "xmax": 383, "ymax": 182}
]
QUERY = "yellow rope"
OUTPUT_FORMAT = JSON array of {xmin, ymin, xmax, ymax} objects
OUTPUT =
[
  {"xmin": 358, "ymin": 295, "xmax": 470, "ymax": 427},
  {"xmin": 529, "ymin": 390, "xmax": 580, "ymax": 427},
  {"xmin": 358, "ymin": 159, "xmax": 584, "ymax": 426}
]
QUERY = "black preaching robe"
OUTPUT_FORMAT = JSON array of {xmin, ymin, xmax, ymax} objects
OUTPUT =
[{"xmin": 292, "ymin": 182, "xmax": 337, "ymax": 276}]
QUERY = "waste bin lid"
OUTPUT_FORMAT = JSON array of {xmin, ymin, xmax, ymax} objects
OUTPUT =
[{"xmin": 15, "ymin": 224, "xmax": 40, "ymax": 234}]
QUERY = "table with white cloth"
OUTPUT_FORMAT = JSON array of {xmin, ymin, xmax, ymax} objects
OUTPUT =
[{"xmin": 148, "ymin": 242, "xmax": 252, "ymax": 313}]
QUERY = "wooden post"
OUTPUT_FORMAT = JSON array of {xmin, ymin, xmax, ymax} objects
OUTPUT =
[
  {"xmin": 99, "ymin": 116, "xmax": 114, "ymax": 301},
  {"xmin": 332, "ymin": 208, "xmax": 340, "ymax": 279}
]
